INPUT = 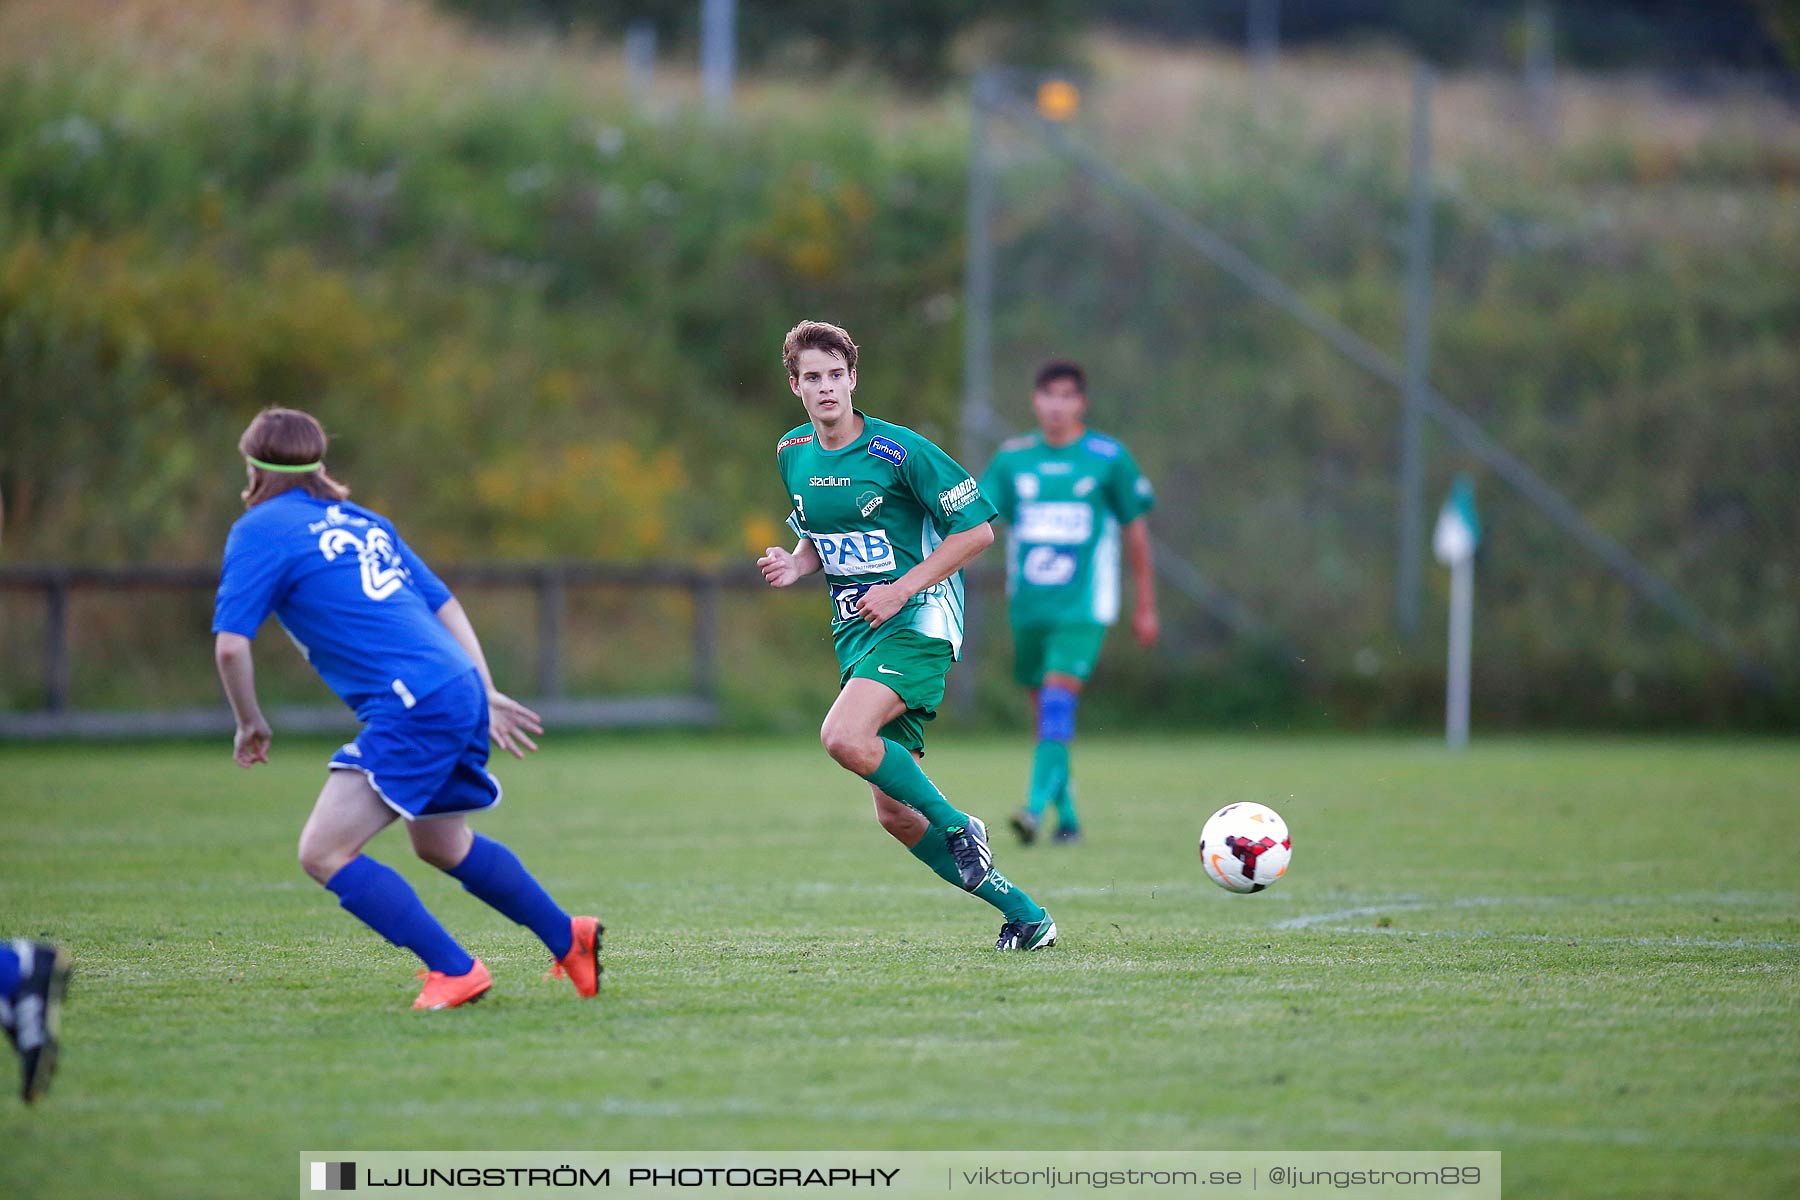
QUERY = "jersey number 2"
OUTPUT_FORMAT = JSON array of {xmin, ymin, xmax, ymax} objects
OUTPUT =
[{"xmin": 318, "ymin": 527, "xmax": 407, "ymax": 601}]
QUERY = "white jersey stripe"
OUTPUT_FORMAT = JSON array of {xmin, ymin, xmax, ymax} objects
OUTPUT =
[{"xmin": 1092, "ymin": 515, "xmax": 1121, "ymax": 625}]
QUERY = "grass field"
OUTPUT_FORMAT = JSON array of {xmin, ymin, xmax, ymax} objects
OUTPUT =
[{"xmin": 2, "ymin": 733, "xmax": 1796, "ymax": 1199}]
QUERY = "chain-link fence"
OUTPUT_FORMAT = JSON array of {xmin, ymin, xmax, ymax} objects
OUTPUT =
[{"xmin": 956, "ymin": 55, "xmax": 1797, "ymax": 729}]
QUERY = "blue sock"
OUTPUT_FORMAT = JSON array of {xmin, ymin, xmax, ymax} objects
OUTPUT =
[
  {"xmin": 447, "ymin": 835, "xmax": 573, "ymax": 959},
  {"xmin": 0, "ymin": 943, "xmax": 19, "ymax": 999},
  {"xmin": 325, "ymin": 856, "xmax": 475, "ymax": 976},
  {"xmin": 1033, "ymin": 685, "xmax": 1079, "ymax": 826}
]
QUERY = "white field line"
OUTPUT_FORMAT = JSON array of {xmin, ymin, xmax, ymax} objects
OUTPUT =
[
  {"xmin": 1333, "ymin": 926, "xmax": 1796, "ymax": 951},
  {"xmin": 1273, "ymin": 892, "xmax": 1799, "ymax": 932},
  {"xmin": 1274, "ymin": 896, "xmax": 1519, "ymax": 929},
  {"xmin": 1274, "ymin": 900, "xmax": 1432, "ymax": 928}
]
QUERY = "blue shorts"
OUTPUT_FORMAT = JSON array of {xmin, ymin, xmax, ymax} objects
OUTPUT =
[{"xmin": 328, "ymin": 669, "xmax": 501, "ymax": 821}]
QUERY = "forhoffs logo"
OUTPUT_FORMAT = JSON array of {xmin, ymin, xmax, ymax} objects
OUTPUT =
[
  {"xmin": 867, "ymin": 435, "xmax": 907, "ymax": 466},
  {"xmin": 310, "ymin": 1162, "xmax": 356, "ymax": 1191}
]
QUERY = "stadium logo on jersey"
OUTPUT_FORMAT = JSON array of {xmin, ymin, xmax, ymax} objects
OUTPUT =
[
  {"xmin": 317, "ymin": 526, "xmax": 409, "ymax": 601},
  {"xmin": 1014, "ymin": 473, "xmax": 1039, "ymax": 500},
  {"xmin": 867, "ymin": 435, "xmax": 908, "ymax": 466},
  {"xmin": 938, "ymin": 477, "xmax": 981, "ymax": 517},
  {"xmin": 856, "ymin": 490, "xmax": 885, "ymax": 518},
  {"xmin": 810, "ymin": 529, "xmax": 897, "ymax": 577},
  {"xmin": 777, "ymin": 434, "xmax": 815, "ymax": 454},
  {"xmin": 808, "ymin": 475, "xmax": 851, "ymax": 487},
  {"xmin": 1016, "ymin": 501, "xmax": 1094, "ymax": 545},
  {"xmin": 1023, "ymin": 546, "xmax": 1078, "ymax": 587},
  {"xmin": 1039, "ymin": 461, "xmax": 1073, "ymax": 475},
  {"xmin": 1073, "ymin": 476, "xmax": 1097, "ymax": 497}
]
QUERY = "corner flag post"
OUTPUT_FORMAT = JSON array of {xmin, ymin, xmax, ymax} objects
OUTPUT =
[{"xmin": 1433, "ymin": 475, "xmax": 1481, "ymax": 749}]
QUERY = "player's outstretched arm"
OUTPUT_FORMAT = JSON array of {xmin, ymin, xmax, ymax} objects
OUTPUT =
[
  {"xmin": 856, "ymin": 522, "xmax": 995, "ymax": 628},
  {"xmin": 214, "ymin": 632, "xmax": 272, "ymax": 768},
  {"xmin": 434, "ymin": 597, "xmax": 544, "ymax": 759},
  {"xmin": 759, "ymin": 538, "xmax": 822, "ymax": 588},
  {"xmin": 1124, "ymin": 517, "xmax": 1159, "ymax": 647}
]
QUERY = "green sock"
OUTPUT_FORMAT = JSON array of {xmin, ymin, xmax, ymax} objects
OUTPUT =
[
  {"xmin": 908, "ymin": 833, "xmax": 1046, "ymax": 924},
  {"xmin": 863, "ymin": 739, "xmax": 969, "ymax": 829},
  {"xmin": 873, "ymin": 740, "xmax": 1046, "ymax": 925},
  {"xmin": 1053, "ymin": 772, "xmax": 1079, "ymax": 831},
  {"xmin": 1027, "ymin": 739, "xmax": 1069, "ymax": 818},
  {"xmin": 974, "ymin": 865, "xmax": 1047, "ymax": 924},
  {"xmin": 906, "ymin": 834, "xmax": 962, "ymax": 888}
]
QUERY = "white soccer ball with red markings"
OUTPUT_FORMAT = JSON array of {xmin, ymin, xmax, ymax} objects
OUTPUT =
[{"xmin": 1199, "ymin": 802, "xmax": 1292, "ymax": 894}]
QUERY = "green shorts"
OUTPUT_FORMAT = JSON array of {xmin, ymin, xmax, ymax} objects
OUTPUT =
[
  {"xmin": 1012, "ymin": 622, "xmax": 1110, "ymax": 689},
  {"xmin": 840, "ymin": 629, "xmax": 955, "ymax": 755}
]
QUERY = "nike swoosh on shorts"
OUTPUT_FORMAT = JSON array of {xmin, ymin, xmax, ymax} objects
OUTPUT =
[{"xmin": 877, "ymin": 665, "xmax": 903, "ymax": 676}]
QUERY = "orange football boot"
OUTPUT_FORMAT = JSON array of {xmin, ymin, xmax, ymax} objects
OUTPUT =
[
  {"xmin": 545, "ymin": 916, "xmax": 603, "ymax": 998},
  {"xmin": 412, "ymin": 959, "xmax": 492, "ymax": 1010}
]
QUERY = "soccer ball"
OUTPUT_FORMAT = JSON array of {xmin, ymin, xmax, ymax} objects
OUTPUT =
[{"xmin": 1199, "ymin": 803, "xmax": 1292, "ymax": 893}]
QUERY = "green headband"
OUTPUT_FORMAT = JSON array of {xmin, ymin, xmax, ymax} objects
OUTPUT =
[{"xmin": 247, "ymin": 456, "xmax": 323, "ymax": 473}]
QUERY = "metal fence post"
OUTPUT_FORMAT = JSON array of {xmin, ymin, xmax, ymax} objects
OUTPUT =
[
  {"xmin": 1248, "ymin": 0, "xmax": 1280, "ymax": 110},
  {"xmin": 963, "ymin": 72, "xmax": 998, "ymax": 463},
  {"xmin": 700, "ymin": 0, "xmax": 735, "ymax": 116},
  {"xmin": 1524, "ymin": 2, "xmax": 1556, "ymax": 137},
  {"xmin": 625, "ymin": 19, "xmax": 657, "ymax": 108},
  {"xmin": 692, "ymin": 572, "xmax": 721, "ymax": 700},
  {"xmin": 953, "ymin": 73, "xmax": 1002, "ymax": 715},
  {"xmin": 45, "ymin": 574, "xmax": 70, "ymax": 713},
  {"xmin": 537, "ymin": 567, "xmax": 565, "ymax": 698},
  {"xmin": 1397, "ymin": 63, "xmax": 1435, "ymax": 637}
]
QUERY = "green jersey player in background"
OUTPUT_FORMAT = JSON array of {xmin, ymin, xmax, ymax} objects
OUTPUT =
[
  {"xmin": 981, "ymin": 360, "xmax": 1159, "ymax": 846},
  {"xmin": 758, "ymin": 320, "xmax": 1057, "ymax": 951}
]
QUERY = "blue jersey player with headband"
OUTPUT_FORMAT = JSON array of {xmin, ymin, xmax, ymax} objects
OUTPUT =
[{"xmin": 212, "ymin": 407, "xmax": 601, "ymax": 1010}]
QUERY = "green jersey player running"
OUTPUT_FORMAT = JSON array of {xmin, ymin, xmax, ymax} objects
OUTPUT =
[
  {"xmin": 981, "ymin": 359, "xmax": 1159, "ymax": 846},
  {"xmin": 757, "ymin": 320, "xmax": 1056, "ymax": 952}
]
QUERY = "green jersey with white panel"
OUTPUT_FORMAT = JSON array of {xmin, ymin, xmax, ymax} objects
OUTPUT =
[
  {"xmin": 777, "ymin": 412, "xmax": 998, "ymax": 672},
  {"xmin": 981, "ymin": 431, "xmax": 1154, "ymax": 629}
]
